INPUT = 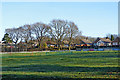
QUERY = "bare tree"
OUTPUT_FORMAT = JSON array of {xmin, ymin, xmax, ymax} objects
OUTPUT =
[
  {"xmin": 18, "ymin": 27, "xmax": 25, "ymax": 42},
  {"xmin": 49, "ymin": 19, "xmax": 68, "ymax": 50},
  {"xmin": 21, "ymin": 24, "xmax": 33, "ymax": 43},
  {"xmin": 67, "ymin": 21, "xmax": 79, "ymax": 50},
  {"xmin": 32, "ymin": 22, "xmax": 50, "ymax": 49}
]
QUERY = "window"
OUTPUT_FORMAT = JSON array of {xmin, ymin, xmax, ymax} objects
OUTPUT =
[{"xmin": 113, "ymin": 42, "xmax": 118, "ymax": 45}]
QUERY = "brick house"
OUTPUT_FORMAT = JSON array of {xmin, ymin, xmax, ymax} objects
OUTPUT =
[
  {"xmin": 112, "ymin": 37, "xmax": 120, "ymax": 46},
  {"xmin": 46, "ymin": 41, "xmax": 57, "ymax": 48},
  {"xmin": 92, "ymin": 37, "xmax": 112, "ymax": 46},
  {"xmin": 79, "ymin": 38, "xmax": 92, "ymax": 46}
]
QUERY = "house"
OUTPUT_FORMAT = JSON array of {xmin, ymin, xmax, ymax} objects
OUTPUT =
[
  {"xmin": 17, "ymin": 41, "xmax": 28, "ymax": 49},
  {"xmin": 62, "ymin": 40, "xmax": 76, "ymax": 48},
  {"xmin": 112, "ymin": 37, "xmax": 120, "ymax": 46},
  {"xmin": 79, "ymin": 38, "xmax": 92, "ymax": 46},
  {"xmin": 92, "ymin": 37, "xmax": 112, "ymax": 46},
  {"xmin": 46, "ymin": 41, "xmax": 56, "ymax": 48},
  {"xmin": 62, "ymin": 40, "xmax": 69, "ymax": 47}
]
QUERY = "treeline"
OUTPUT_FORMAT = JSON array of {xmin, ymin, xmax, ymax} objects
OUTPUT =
[
  {"xmin": 3, "ymin": 19, "xmax": 117, "ymax": 51},
  {"xmin": 3, "ymin": 19, "xmax": 83, "ymax": 50}
]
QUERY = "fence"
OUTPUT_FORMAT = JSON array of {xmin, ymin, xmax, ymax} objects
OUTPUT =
[
  {"xmin": 1, "ymin": 44, "xmax": 120, "ymax": 52},
  {"xmin": 0, "ymin": 44, "xmax": 27, "ymax": 52},
  {"xmin": 76, "ymin": 45, "xmax": 120, "ymax": 51}
]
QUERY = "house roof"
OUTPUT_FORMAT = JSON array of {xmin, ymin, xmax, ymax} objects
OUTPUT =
[
  {"xmin": 62, "ymin": 40, "xmax": 75, "ymax": 45},
  {"xmin": 93, "ymin": 37, "xmax": 111, "ymax": 43},
  {"xmin": 112, "ymin": 37, "xmax": 120, "ymax": 42},
  {"xmin": 81, "ymin": 44, "xmax": 91, "ymax": 46},
  {"xmin": 99, "ymin": 38, "xmax": 111, "ymax": 42},
  {"xmin": 63, "ymin": 40, "xmax": 69, "ymax": 44},
  {"xmin": 75, "ymin": 45, "xmax": 81, "ymax": 47},
  {"xmin": 80, "ymin": 39, "xmax": 92, "ymax": 44}
]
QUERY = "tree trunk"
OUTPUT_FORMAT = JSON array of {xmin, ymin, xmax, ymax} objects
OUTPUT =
[
  {"xmin": 58, "ymin": 44, "xmax": 60, "ymax": 51},
  {"xmin": 38, "ymin": 37, "xmax": 43, "ymax": 50},
  {"xmin": 68, "ymin": 40, "xmax": 71, "ymax": 51},
  {"xmin": 58, "ymin": 42, "xmax": 60, "ymax": 51},
  {"xmin": 69, "ymin": 36, "xmax": 72, "ymax": 51},
  {"xmin": 58, "ymin": 47, "xmax": 60, "ymax": 51},
  {"xmin": 69, "ymin": 44, "xmax": 71, "ymax": 51},
  {"xmin": 38, "ymin": 42, "xmax": 41, "ymax": 49}
]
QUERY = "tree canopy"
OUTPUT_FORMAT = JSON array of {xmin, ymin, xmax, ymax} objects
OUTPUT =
[{"xmin": 2, "ymin": 33, "xmax": 12, "ymax": 44}]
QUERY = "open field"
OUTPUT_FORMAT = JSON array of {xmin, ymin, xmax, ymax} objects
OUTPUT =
[{"xmin": 1, "ymin": 51, "xmax": 120, "ymax": 80}]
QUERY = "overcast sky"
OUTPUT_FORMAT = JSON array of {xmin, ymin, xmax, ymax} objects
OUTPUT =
[{"xmin": 0, "ymin": 2, "xmax": 118, "ymax": 40}]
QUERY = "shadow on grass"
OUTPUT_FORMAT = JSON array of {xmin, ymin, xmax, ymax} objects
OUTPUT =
[
  {"xmin": 70, "ymin": 53, "xmax": 119, "ymax": 58},
  {"xmin": 2, "ymin": 64, "xmax": 119, "ymax": 72},
  {"xmin": 2, "ymin": 74, "xmax": 119, "ymax": 80},
  {"xmin": 3, "ymin": 51, "xmax": 119, "ymax": 59}
]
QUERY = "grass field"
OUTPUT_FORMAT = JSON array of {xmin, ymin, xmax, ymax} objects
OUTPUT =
[{"xmin": 1, "ymin": 51, "xmax": 120, "ymax": 80}]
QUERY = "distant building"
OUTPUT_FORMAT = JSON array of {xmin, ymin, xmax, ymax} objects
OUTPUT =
[
  {"xmin": 112, "ymin": 37, "xmax": 120, "ymax": 46},
  {"xmin": 62, "ymin": 40, "xmax": 68, "ymax": 47},
  {"xmin": 46, "ymin": 41, "xmax": 56, "ymax": 48},
  {"xmin": 79, "ymin": 38, "xmax": 92, "ymax": 46},
  {"xmin": 92, "ymin": 37, "xmax": 112, "ymax": 46}
]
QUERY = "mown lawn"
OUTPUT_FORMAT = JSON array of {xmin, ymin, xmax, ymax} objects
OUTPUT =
[{"xmin": 1, "ymin": 51, "xmax": 120, "ymax": 80}]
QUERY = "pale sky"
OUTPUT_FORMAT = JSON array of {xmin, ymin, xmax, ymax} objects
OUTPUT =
[
  {"xmin": 1, "ymin": 0, "xmax": 119, "ymax": 2},
  {"xmin": 0, "ymin": 2, "xmax": 118, "ymax": 40}
]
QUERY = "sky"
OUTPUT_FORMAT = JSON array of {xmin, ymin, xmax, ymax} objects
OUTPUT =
[
  {"xmin": 0, "ymin": 2, "xmax": 118, "ymax": 41},
  {"xmin": 1, "ymin": 0, "xmax": 119, "ymax": 2}
]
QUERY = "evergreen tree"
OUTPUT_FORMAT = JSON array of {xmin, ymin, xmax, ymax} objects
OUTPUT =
[
  {"xmin": 111, "ymin": 35, "xmax": 114, "ymax": 41},
  {"xmin": 2, "ymin": 33, "xmax": 12, "ymax": 44}
]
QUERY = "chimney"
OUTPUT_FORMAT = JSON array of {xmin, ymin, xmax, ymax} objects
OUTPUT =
[{"xmin": 86, "ymin": 37, "xmax": 88, "ymax": 40}]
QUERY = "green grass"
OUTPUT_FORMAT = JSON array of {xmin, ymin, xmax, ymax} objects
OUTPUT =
[{"xmin": 1, "ymin": 51, "xmax": 120, "ymax": 80}]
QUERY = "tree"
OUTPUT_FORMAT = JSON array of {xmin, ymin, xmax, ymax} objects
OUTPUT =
[
  {"xmin": 43, "ymin": 42, "xmax": 47, "ymax": 49},
  {"xmin": 106, "ymin": 34, "xmax": 117, "ymax": 41},
  {"xmin": 111, "ymin": 34, "xmax": 114, "ymax": 41},
  {"xmin": 87, "ymin": 37, "xmax": 96, "ymax": 42},
  {"xmin": 49, "ymin": 19, "xmax": 68, "ymax": 50},
  {"xmin": 18, "ymin": 27, "xmax": 25, "ymax": 42},
  {"xmin": 32, "ymin": 22, "xmax": 50, "ymax": 48},
  {"xmin": 22, "ymin": 24, "xmax": 33, "ymax": 43},
  {"xmin": 2, "ymin": 33, "xmax": 12, "ymax": 44},
  {"xmin": 5, "ymin": 28, "xmax": 21, "ymax": 44},
  {"xmin": 67, "ymin": 21, "xmax": 79, "ymax": 50}
]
